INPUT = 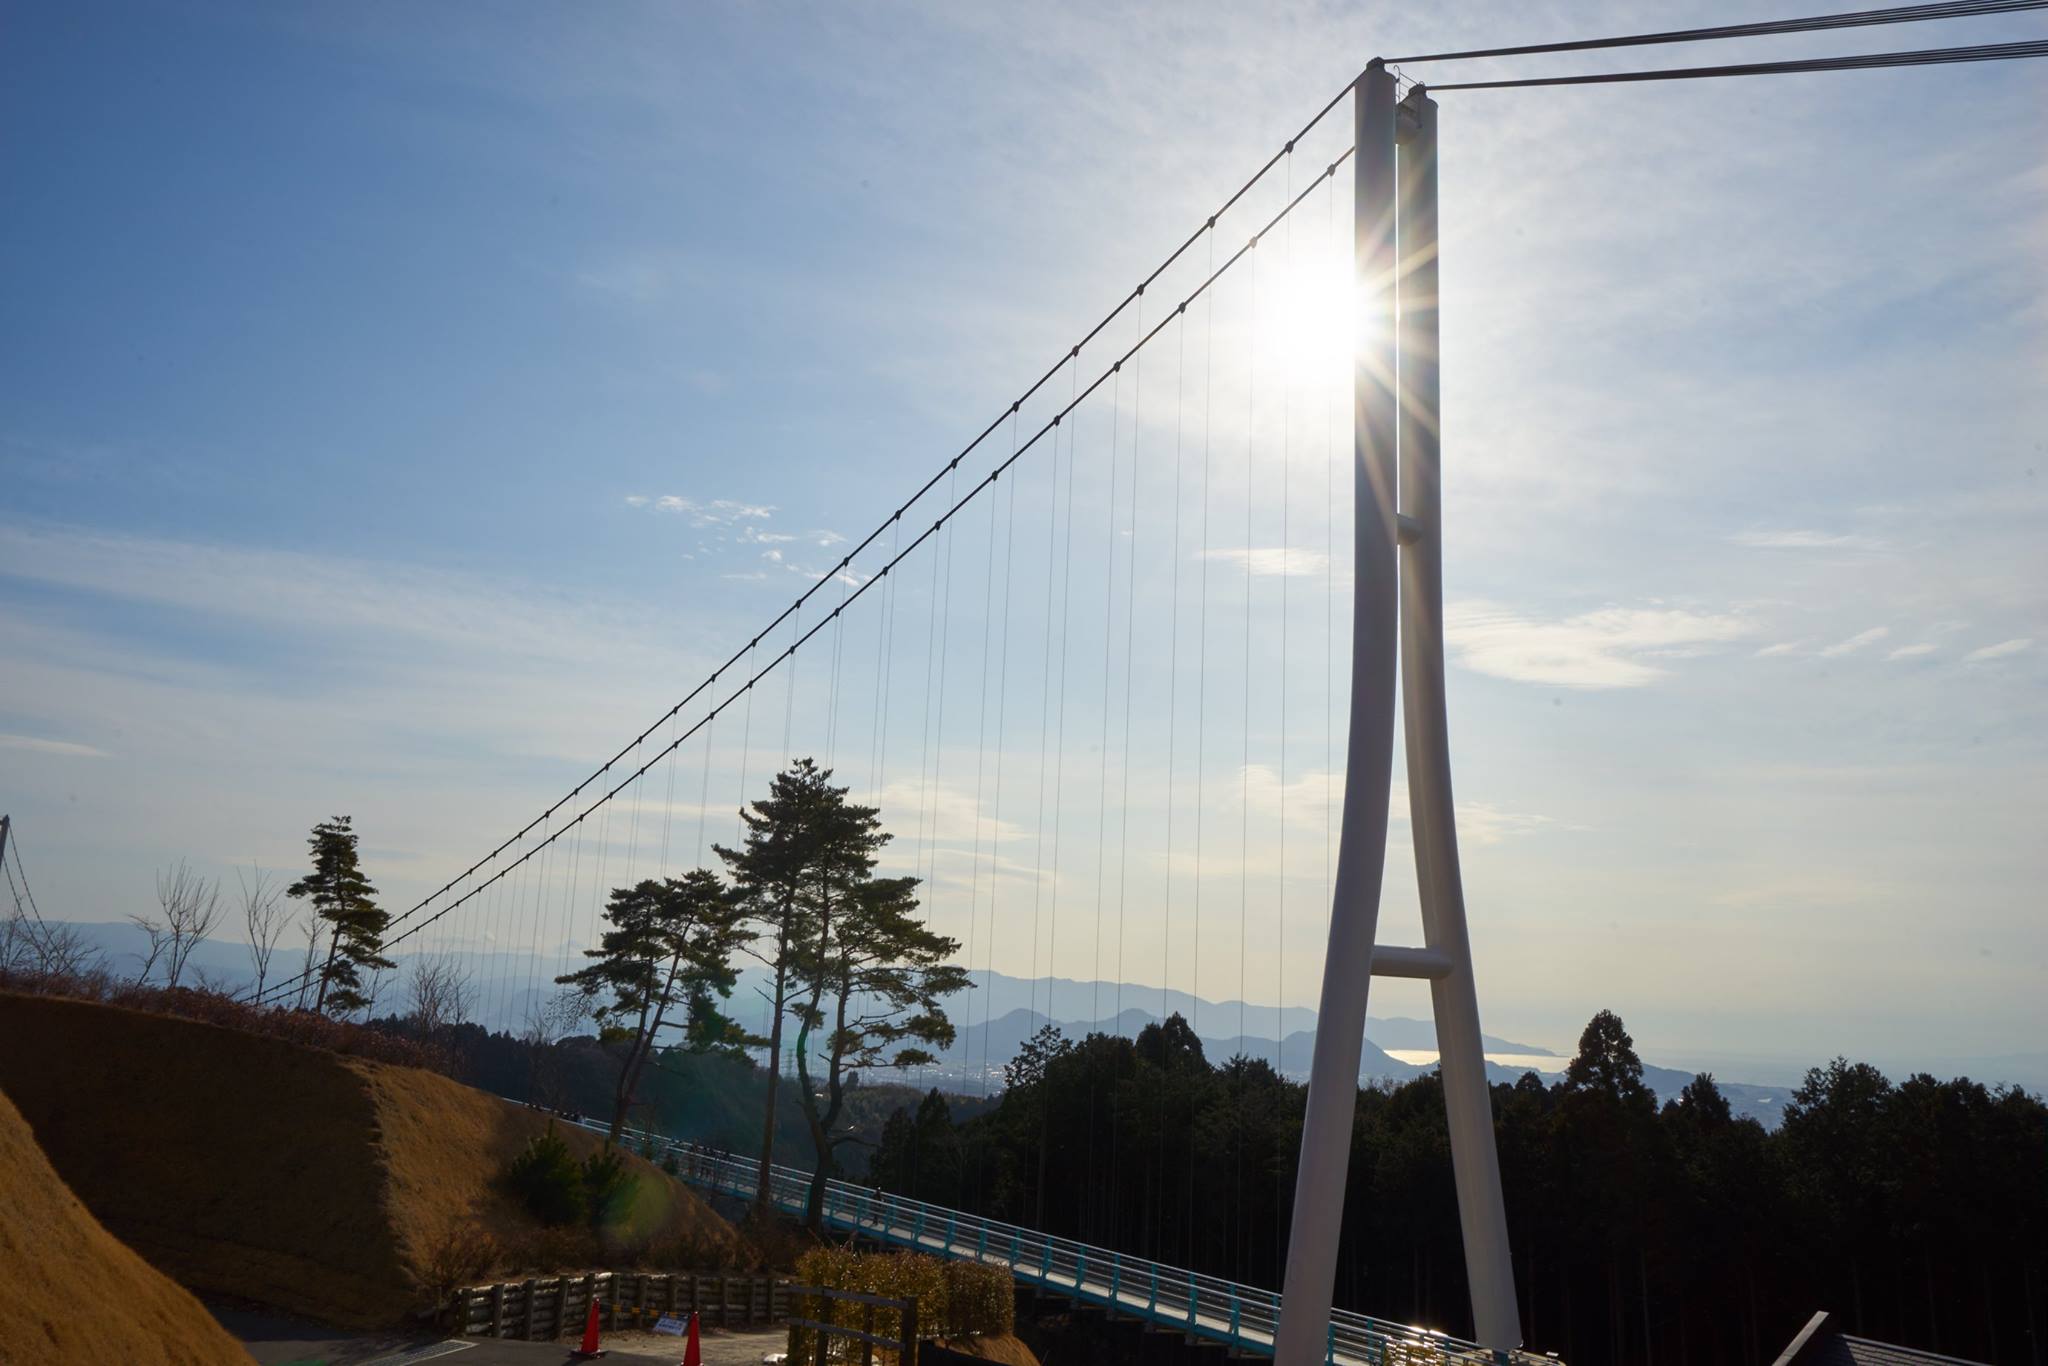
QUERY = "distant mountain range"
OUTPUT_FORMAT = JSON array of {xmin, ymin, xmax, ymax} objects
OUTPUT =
[{"xmin": 44, "ymin": 921, "xmax": 2043, "ymax": 1131}]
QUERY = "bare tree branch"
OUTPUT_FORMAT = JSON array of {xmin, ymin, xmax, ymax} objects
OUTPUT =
[
  {"xmin": 407, "ymin": 955, "xmax": 476, "ymax": 1038},
  {"xmin": 151, "ymin": 861, "xmax": 222, "ymax": 989},
  {"xmin": 236, "ymin": 863, "xmax": 288, "ymax": 999}
]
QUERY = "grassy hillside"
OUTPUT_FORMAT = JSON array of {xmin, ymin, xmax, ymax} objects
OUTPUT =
[
  {"xmin": 0, "ymin": 1086, "xmax": 253, "ymax": 1365},
  {"xmin": 0, "ymin": 991, "xmax": 741, "ymax": 1326}
]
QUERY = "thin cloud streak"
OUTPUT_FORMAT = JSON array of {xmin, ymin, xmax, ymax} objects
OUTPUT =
[
  {"xmin": 0, "ymin": 733, "xmax": 113, "ymax": 760},
  {"xmin": 1818, "ymin": 626, "xmax": 1889, "ymax": 658},
  {"xmin": 1962, "ymin": 637, "xmax": 2032, "ymax": 663},
  {"xmin": 1445, "ymin": 600, "xmax": 1751, "ymax": 690}
]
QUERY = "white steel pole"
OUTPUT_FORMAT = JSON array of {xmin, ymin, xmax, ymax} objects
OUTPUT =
[
  {"xmin": 1395, "ymin": 85, "xmax": 1522, "ymax": 1353},
  {"xmin": 1273, "ymin": 60, "xmax": 1400, "ymax": 1366}
]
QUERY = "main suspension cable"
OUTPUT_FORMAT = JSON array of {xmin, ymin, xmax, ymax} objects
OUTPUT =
[
  {"xmin": 251, "ymin": 145, "xmax": 1357, "ymax": 1008},
  {"xmin": 318, "ymin": 91, "xmax": 1357, "ymax": 975},
  {"xmin": 1428, "ymin": 36, "xmax": 2048, "ymax": 88},
  {"xmin": 1391, "ymin": 0, "xmax": 2045, "ymax": 63}
]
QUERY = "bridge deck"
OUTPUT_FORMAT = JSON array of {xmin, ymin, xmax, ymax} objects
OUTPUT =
[{"xmin": 544, "ymin": 1106, "xmax": 1541, "ymax": 1366}]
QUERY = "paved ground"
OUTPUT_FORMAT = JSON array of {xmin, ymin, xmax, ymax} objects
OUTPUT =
[{"xmin": 211, "ymin": 1303, "xmax": 789, "ymax": 1366}]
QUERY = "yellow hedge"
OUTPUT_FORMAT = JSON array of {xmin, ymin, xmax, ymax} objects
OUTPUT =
[{"xmin": 790, "ymin": 1248, "xmax": 1014, "ymax": 1362}]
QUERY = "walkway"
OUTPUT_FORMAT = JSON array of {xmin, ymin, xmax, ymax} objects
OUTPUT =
[{"xmin": 548, "ymin": 1109, "xmax": 1541, "ymax": 1366}]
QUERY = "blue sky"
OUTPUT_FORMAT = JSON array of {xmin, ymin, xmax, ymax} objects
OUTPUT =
[{"xmin": 3, "ymin": 1, "xmax": 2044, "ymax": 1079}]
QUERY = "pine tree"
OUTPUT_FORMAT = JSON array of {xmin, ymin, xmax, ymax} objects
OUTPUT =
[
  {"xmin": 557, "ymin": 869, "xmax": 753, "ymax": 1142},
  {"xmin": 790, "ymin": 869, "xmax": 968, "ymax": 1228},
  {"xmin": 715, "ymin": 757, "xmax": 883, "ymax": 1212},
  {"xmin": 285, "ymin": 815, "xmax": 393, "ymax": 1015}
]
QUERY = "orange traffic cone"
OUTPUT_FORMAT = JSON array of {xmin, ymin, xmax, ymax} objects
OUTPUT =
[
  {"xmin": 681, "ymin": 1310, "xmax": 702, "ymax": 1366},
  {"xmin": 571, "ymin": 1295, "xmax": 608, "ymax": 1359}
]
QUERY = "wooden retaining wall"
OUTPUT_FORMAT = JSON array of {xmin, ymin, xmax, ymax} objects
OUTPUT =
[{"xmin": 453, "ymin": 1271, "xmax": 794, "ymax": 1340}]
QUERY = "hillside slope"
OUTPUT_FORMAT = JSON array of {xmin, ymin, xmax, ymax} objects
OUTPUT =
[
  {"xmin": 0, "ymin": 991, "xmax": 740, "ymax": 1326},
  {"xmin": 0, "ymin": 1086, "xmax": 254, "ymax": 1365}
]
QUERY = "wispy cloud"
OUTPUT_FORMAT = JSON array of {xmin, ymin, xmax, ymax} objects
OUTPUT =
[
  {"xmin": 1201, "ymin": 547, "xmax": 1330, "ymax": 578},
  {"xmin": 1755, "ymin": 641, "xmax": 1804, "ymax": 658},
  {"xmin": 1962, "ymin": 638, "xmax": 2032, "ymax": 664},
  {"xmin": 1731, "ymin": 529, "xmax": 1885, "ymax": 552},
  {"xmin": 630, "ymin": 494, "xmax": 776, "ymax": 526},
  {"xmin": 1887, "ymin": 643, "xmax": 1938, "ymax": 661},
  {"xmin": 1818, "ymin": 626, "xmax": 1889, "ymax": 658},
  {"xmin": 1445, "ymin": 601, "xmax": 1751, "ymax": 690},
  {"xmin": 0, "ymin": 733, "xmax": 111, "ymax": 759}
]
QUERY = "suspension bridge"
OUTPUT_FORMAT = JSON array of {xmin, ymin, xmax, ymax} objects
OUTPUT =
[
  {"xmin": 549, "ymin": 1106, "xmax": 1542, "ymax": 1366},
  {"xmin": 215, "ymin": 6, "xmax": 2048, "ymax": 1362}
]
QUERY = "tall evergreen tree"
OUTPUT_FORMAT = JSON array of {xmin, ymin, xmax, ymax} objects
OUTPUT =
[
  {"xmin": 285, "ymin": 815, "xmax": 393, "ymax": 1015},
  {"xmin": 790, "ymin": 870, "xmax": 968, "ymax": 1229},
  {"xmin": 558, "ymin": 869, "xmax": 753, "ymax": 1142},
  {"xmin": 714, "ymin": 758, "xmax": 884, "ymax": 1212}
]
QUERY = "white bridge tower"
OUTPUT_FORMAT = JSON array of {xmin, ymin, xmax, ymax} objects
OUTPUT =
[{"xmin": 1274, "ymin": 62, "xmax": 1521, "ymax": 1364}]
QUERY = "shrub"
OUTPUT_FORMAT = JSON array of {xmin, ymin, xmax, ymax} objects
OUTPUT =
[
  {"xmin": 939, "ymin": 1259, "xmax": 1014, "ymax": 1337},
  {"xmin": 501, "ymin": 1122, "xmax": 584, "ymax": 1226},
  {"xmin": 580, "ymin": 1144, "xmax": 639, "ymax": 1232},
  {"xmin": 790, "ymin": 1248, "xmax": 1013, "ymax": 1361},
  {"xmin": 417, "ymin": 1224, "xmax": 500, "ymax": 1316}
]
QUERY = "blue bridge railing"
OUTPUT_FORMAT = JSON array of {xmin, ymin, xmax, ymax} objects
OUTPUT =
[{"xmin": 542, "ymin": 1105, "xmax": 1547, "ymax": 1366}]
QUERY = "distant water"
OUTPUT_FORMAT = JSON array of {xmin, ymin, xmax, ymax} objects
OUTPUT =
[{"xmin": 1385, "ymin": 1049, "xmax": 1568, "ymax": 1075}]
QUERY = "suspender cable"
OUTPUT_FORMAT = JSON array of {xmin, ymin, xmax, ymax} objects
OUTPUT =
[
  {"xmin": 1115, "ymin": 291, "xmax": 1145, "ymax": 1041},
  {"xmin": 1084, "ymin": 352, "xmax": 1122, "ymax": 1238},
  {"xmin": 869, "ymin": 517, "xmax": 902, "ymax": 806},
  {"xmin": 1324, "ymin": 164, "xmax": 1338, "ymax": 943},
  {"xmin": 695, "ymin": 706, "xmax": 716, "ymax": 869},
  {"xmin": 736, "ymin": 644, "xmax": 757, "ymax": 846},
  {"xmin": 925, "ymin": 465, "xmax": 959, "ymax": 942},
  {"xmin": 1092, "ymin": 357, "xmax": 1123, "ymax": 1036},
  {"xmin": 1190, "ymin": 222, "xmax": 1217, "ymax": 1266},
  {"xmin": 962, "ymin": 454, "xmax": 1000, "ymax": 1094},
  {"xmin": 780, "ymin": 603, "xmax": 799, "ymax": 770},
  {"xmin": 555, "ymin": 815, "xmax": 585, "ymax": 1006},
  {"xmin": 1158, "ymin": 304, "xmax": 1188, "ymax": 1261},
  {"xmin": 519, "ymin": 809, "xmax": 553, "ymax": 1022},
  {"xmin": 1027, "ymin": 357, "xmax": 1074, "ymax": 1031},
  {"xmin": 1238, "ymin": 227, "xmax": 1260, "ymax": 1276},
  {"xmin": 1276, "ymin": 144, "xmax": 1294, "ymax": 1289},
  {"xmin": 657, "ymin": 708, "xmax": 681, "ymax": 879},
  {"xmin": 973, "ymin": 418, "xmax": 1021, "ymax": 1207},
  {"xmin": 910, "ymin": 497, "xmax": 942, "ymax": 915},
  {"xmin": 1110, "ymin": 287, "xmax": 1146, "ymax": 1248},
  {"xmin": 1240, "ymin": 235, "xmax": 1259, "ymax": 1066},
  {"xmin": 823, "ymin": 575, "xmax": 849, "ymax": 771},
  {"xmin": 1037, "ymin": 362, "xmax": 1079, "ymax": 1230}
]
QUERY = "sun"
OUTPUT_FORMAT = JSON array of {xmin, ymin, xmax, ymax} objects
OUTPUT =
[{"xmin": 1256, "ymin": 235, "xmax": 1354, "ymax": 385}]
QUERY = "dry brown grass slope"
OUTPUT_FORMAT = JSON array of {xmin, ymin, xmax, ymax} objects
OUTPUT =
[
  {"xmin": 0, "ymin": 991, "xmax": 740, "ymax": 1328},
  {"xmin": 0, "ymin": 1087, "xmax": 255, "ymax": 1365},
  {"xmin": 933, "ymin": 1335, "xmax": 1043, "ymax": 1365}
]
